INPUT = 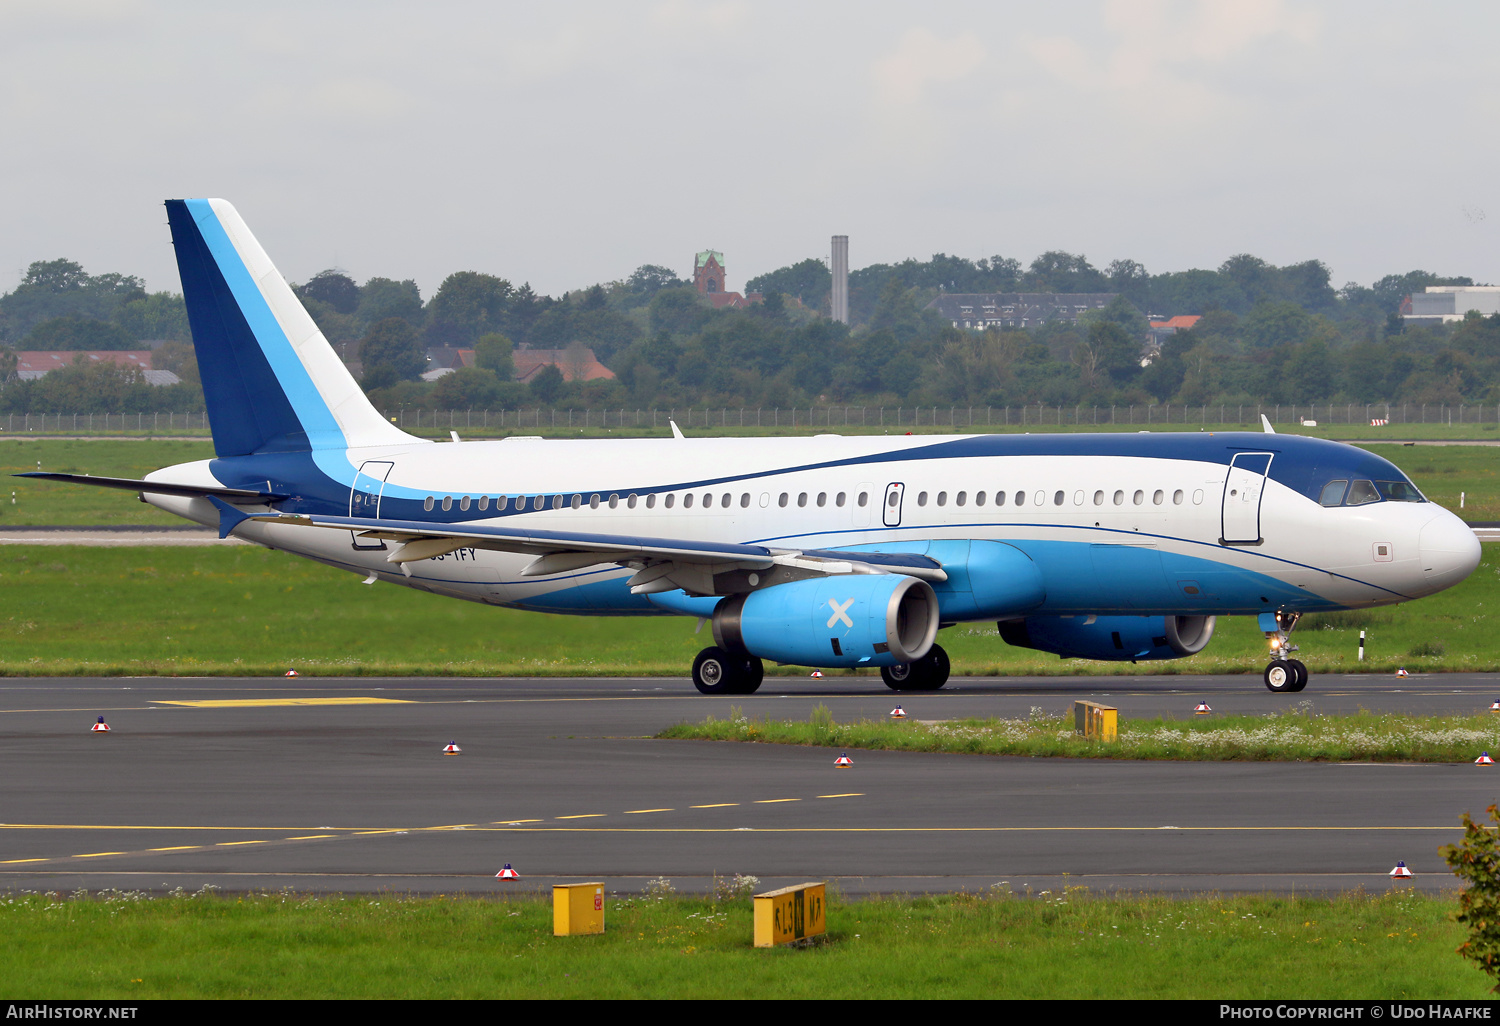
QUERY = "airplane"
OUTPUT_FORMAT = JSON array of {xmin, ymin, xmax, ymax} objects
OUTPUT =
[{"xmin": 20, "ymin": 199, "xmax": 1483, "ymax": 695}]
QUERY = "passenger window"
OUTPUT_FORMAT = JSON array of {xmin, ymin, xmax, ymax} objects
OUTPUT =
[
  {"xmin": 498, "ymin": 495, "xmax": 509, "ymax": 511},
  {"xmin": 477, "ymin": 495, "xmax": 488, "ymax": 511},
  {"xmin": 778, "ymin": 493, "xmax": 788, "ymax": 507},
  {"xmin": 535, "ymin": 495, "xmax": 547, "ymax": 511},
  {"xmin": 817, "ymin": 492, "xmax": 827, "ymax": 507},
  {"xmin": 744, "ymin": 493, "xmax": 753, "ymax": 508},
  {"xmin": 1192, "ymin": 489, "xmax": 1204, "ymax": 505},
  {"xmin": 459, "ymin": 495, "xmax": 470, "ymax": 511},
  {"xmin": 937, "ymin": 491, "xmax": 947, "ymax": 507},
  {"xmin": 442, "ymin": 496, "xmax": 453, "ymax": 511},
  {"xmin": 552, "ymin": 495, "xmax": 563, "ymax": 510},
  {"xmin": 1173, "ymin": 490, "xmax": 1183, "ymax": 505},
  {"xmin": 589, "ymin": 494, "xmax": 600, "ymax": 509},
  {"xmin": 571, "ymin": 494, "xmax": 582, "ymax": 509},
  {"xmin": 646, "ymin": 494, "xmax": 656, "ymax": 509},
  {"xmin": 858, "ymin": 492, "xmax": 868, "ymax": 507},
  {"xmin": 1014, "ymin": 491, "xmax": 1025, "ymax": 507},
  {"xmin": 702, "ymin": 494, "xmax": 713, "ymax": 508},
  {"xmin": 1093, "ymin": 490, "xmax": 1104, "ymax": 505},
  {"xmin": 1346, "ymin": 480, "xmax": 1380, "ymax": 505},
  {"xmin": 975, "ymin": 491, "xmax": 986, "ymax": 507},
  {"xmin": 917, "ymin": 491, "xmax": 928, "ymax": 506},
  {"xmin": 627, "ymin": 493, "xmax": 638, "ymax": 509},
  {"xmin": 424, "ymin": 496, "xmax": 434, "ymax": 512},
  {"xmin": 798, "ymin": 493, "xmax": 808, "ymax": 507},
  {"xmin": 836, "ymin": 492, "xmax": 847, "ymax": 507},
  {"xmin": 721, "ymin": 493, "xmax": 731, "ymax": 507},
  {"xmin": 1053, "ymin": 490, "xmax": 1064, "ymax": 506},
  {"xmin": 956, "ymin": 491, "xmax": 967, "ymax": 507},
  {"xmin": 1073, "ymin": 490, "xmax": 1084, "ymax": 505},
  {"xmin": 665, "ymin": 494, "xmax": 675, "ymax": 509},
  {"xmin": 684, "ymin": 494, "xmax": 694, "ymax": 509},
  {"xmin": 995, "ymin": 491, "xmax": 1007, "ymax": 506},
  {"xmin": 1033, "ymin": 490, "xmax": 1045, "ymax": 506},
  {"xmin": 1113, "ymin": 490, "xmax": 1124, "ymax": 506},
  {"xmin": 608, "ymin": 493, "xmax": 619, "ymax": 509},
  {"xmin": 1133, "ymin": 490, "xmax": 1144, "ymax": 505},
  {"xmin": 1153, "ymin": 490, "xmax": 1164, "ymax": 505},
  {"xmin": 1319, "ymin": 480, "xmax": 1349, "ymax": 507}
]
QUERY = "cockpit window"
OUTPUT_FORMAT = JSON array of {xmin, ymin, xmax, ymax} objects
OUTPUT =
[
  {"xmin": 1318, "ymin": 480, "xmax": 1348, "ymax": 507},
  {"xmin": 1377, "ymin": 480, "xmax": 1425, "ymax": 502},
  {"xmin": 1345, "ymin": 480, "xmax": 1380, "ymax": 505}
]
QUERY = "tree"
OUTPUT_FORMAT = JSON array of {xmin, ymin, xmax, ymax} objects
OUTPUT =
[
  {"xmin": 529, "ymin": 364, "xmax": 565, "ymax": 404},
  {"xmin": 1023, "ymin": 251, "xmax": 1108, "ymax": 293},
  {"xmin": 0, "ymin": 347, "xmax": 15, "ymax": 384},
  {"xmin": 621, "ymin": 265, "xmax": 688, "ymax": 307},
  {"xmin": 431, "ymin": 367, "xmax": 504, "ymax": 409},
  {"xmin": 23, "ymin": 315, "xmax": 137, "ymax": 351},
  {"xmin": 1244, "ymin": 301, "xmax": 1313, "ymax": 349},
  {"xmin": 356, "ymin": 278, "xmax": 423, "ymax": 329},
  {"xmin": 360, "ymin": 317, "xmax": 426, "ymax": 384},
  {"xmin": 115, "ymin": 292, "xmax": 190, "ymax": 342},
  {"xmin": 746, "ymin": 258, "xmax": 832, "ymax": 307},
  {"xmin": 425, "ymin": 271, "xmax": 513, "ymax": 346},
  {"xmin": 151, "ymin": 340, "xmax": 200, "ymax": 386},
  {"xmin": 1441, "ymin": 804, "xmax": 1500, "ymax": 992},
  {"xmin": 472, "ymin": 333, "xmax": 514, "ymax": 379},
  {"xmin": 295, "ymin": 270, "xmax": 360, "ymax": 314},
  {"xmin": 0, "ymin": 259, "xmax": 147, "ymax": 342}
]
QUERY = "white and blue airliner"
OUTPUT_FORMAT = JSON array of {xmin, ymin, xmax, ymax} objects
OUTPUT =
[{"xmin": 24, "ymin": 200, "xmax": 1483, "ymax": 695}]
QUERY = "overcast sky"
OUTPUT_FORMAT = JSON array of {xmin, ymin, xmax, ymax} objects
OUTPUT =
[{"xmin": 2, "ymin": 0, "xmax": 1497, "ymax": 300}]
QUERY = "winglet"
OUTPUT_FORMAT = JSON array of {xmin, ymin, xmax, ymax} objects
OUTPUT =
[
  {"xmin": 1260, "ymin": 414, "xmax": 1275, "ymax": 434},
  {"xmin": 207, "ymin": 495, "xmax": 257, "ymax": 539},
  {"xmin": 669, "ymin": 419, "xmax": 685, "ymax": 439}
]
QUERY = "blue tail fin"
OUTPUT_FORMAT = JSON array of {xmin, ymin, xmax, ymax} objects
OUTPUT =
[{"xmin": 166, "ymin": 198, "xmax": 414, "ymax": 457}]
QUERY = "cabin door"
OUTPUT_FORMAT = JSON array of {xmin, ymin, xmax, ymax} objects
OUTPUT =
[
  {"xmin": 882, "ymin": 482, "xmax": 905, "ymax": 527},
  {"xmin": 1221, "ymin": 453, "xmax": 1273, "ymax": 545},
  {"xmin": 349, "ymin": 461, "xmax": 394, "ymax": 550}
]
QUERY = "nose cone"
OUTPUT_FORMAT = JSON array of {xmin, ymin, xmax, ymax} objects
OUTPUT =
[{"xmin": 1418, "ymin": 512, "xmax": 1482, "ymax": 592}]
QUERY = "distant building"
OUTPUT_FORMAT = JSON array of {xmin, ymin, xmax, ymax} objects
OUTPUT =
[
  {"xmin": 1401, "ymin": 286, "xmax": 1500, "ymax": 325},
  {"xmin": 1146, "ymin": 314, "xmax": 1201, "ymax": 353},
  {"xmin": 693, "ymin": 250, "xmax": 763, "ymax": 310},
  {"xmin": 926, "ymin": 293, "xmax": 1122, "ymax": 331},
  {"xmin": 14, "ymin": 351, "xmax": 180, "ymax": 386},
  {"xmin": 513, "ymin": 347, "xmax": 616, "ymax": 384}
]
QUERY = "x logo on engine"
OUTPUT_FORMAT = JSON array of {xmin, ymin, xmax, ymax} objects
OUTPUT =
[{"xmin": 826, "ymin": 597, "xmax": 855, "ymax": 629}]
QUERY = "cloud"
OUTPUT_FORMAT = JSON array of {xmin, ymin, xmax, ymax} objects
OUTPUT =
[{"xmin": 872, "ymin": 27, "xmax": 987, "ymax": 110}]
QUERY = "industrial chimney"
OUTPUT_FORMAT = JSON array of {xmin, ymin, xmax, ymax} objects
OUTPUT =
[{"xmin": 831, "ymin": 235, "xmax": 849, "ymax": 324}]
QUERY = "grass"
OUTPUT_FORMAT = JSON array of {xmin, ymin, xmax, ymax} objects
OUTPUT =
[
  {"xmin": 0, "ymin": 886, "xmax": 1485, "ymax": 998},
  {"xmin": 3, "ymin": 436, "xmax": 1496, "ymax": 525},
  {"xmin": 660, "ymin": 704, "xmax": 1500, "ymax": 763},
  {"xmin": 3, "ymin": 543, "xmax": 1500, "ymax": 677}
]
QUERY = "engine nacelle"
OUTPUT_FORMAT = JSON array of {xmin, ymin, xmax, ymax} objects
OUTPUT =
[
  {"xmin": 713, "ymin": 575, "xmax": 939, "ymax": 669},
  {"xmin": 998, "ymin": 614, "xmax": 1216, "ymax": 662}
]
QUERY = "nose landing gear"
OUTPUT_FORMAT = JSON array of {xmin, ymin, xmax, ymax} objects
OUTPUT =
[{"xmin": 1262, "ymin": 611, "xmax": 1307, "ymax": 693}]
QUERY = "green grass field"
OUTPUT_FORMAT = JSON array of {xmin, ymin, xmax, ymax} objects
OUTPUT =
[
  {"xmin": 0, "ymin": 543, "xmax": 1497, "ymax": 677},
  {"xmin": 0, "ymin": 888, "xmax": 1484, "ymax": 999}
]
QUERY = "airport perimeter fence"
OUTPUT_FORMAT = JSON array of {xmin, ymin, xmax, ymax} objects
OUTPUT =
[{"xmin": 2, "ymin": 402, "xmax": 1497, "ymax": 436}]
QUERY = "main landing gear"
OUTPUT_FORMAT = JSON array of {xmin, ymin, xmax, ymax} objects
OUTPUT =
[
  {"xmin": 880, "ymin": 644, "xmax": 951, "ymax": 692},
  {"xmin": 691, "ymin": 647, "xmax": 765, "ymax": 695},
  {"xmin": 1262, "ymin": 611, "xmax": 1308, "ymax": 694}
]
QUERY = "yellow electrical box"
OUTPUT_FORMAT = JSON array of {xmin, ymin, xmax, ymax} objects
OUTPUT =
[
  {"xmin": 553, "ymin": 882, "xmax": 605, "ymax": 936},
  {"xmin": 753, "ymin": 882, "xmax": 826, "ymax": 948},
  {"xmin": 1073, "ymin": 700, "xmax": 1118, "ymax": 741}
]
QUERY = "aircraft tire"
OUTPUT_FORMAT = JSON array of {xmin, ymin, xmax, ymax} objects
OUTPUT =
[
  {"xmin": 912, "ymin": 644, "xmax": 951, "ymax": 691},
  {"xmin": 1264, "ymin": 659, "xmax": 1296, "ymax": 693},
  {"xmin": 1287, "ymin": 659, "xmax": 1308, "ymax": 693},
  {"xmin": 693, "ymin": 647, "xmax": 744, "ymax": 695},
  {"xmin": 880, "ymin": 663, "xmax": 916, "ymax": 691},
  {"xmin": 734, "ymin": 656, "xmax": 765, "ymax": 694}
]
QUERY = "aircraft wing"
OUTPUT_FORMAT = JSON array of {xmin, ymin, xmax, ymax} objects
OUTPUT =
[
  {"xmin": 16, "ymin": 472, "xmax": 288, "ymax": 503},
  {"xmin": 217, "ymin": 503, "xmax": 946, "ymax": 597}
]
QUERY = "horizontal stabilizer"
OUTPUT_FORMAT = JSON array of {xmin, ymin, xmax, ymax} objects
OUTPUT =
[{"xmin": 15, "ymin": 472, "xmax": 286, "ymax": 504}]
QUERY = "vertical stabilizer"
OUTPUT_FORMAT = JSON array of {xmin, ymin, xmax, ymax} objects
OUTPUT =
[{"xmin": 165, "ymin": 198, "xmax": 418, "ymax": 456}]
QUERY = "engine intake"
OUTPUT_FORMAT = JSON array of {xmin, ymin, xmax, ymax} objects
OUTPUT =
[{"xmin": 714, "ymin": 574, "xmax": 939, "ymax": 669}]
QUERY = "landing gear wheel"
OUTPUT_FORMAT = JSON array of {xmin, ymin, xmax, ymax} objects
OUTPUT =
[
  {"xmin": 735, "ymin": 656, "xmax": 764, "ymax": 695},
  {"xmin": 1264, "ymin": 659, "xmax": 1296, "ymax": 693},
  {"xmin": 692, "ymin": 647, "xmax": 739, "ymax": 695},
  {"xmin": 1287, "ymin": 659, "xmax": 1308, "ymax": 693},
  {"xmin": 882, "ymin": 644, "xmax": 951, "ymax": 692}
]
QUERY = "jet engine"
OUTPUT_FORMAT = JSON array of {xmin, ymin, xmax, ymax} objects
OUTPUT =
[
  {"xmin": 712, "ymin": 574, "xmax": 939, "ymax": 669},
  {"xmin": 998, "ymin": 614, "xmax": 1215, "ymax": 662}
]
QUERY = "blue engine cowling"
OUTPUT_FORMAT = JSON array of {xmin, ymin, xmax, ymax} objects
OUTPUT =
[
  {"xmin": 998, "ymin": 614, "xmax": 1216, "ymax": 662},
  {"xmin": 712, "ymin": 574, "xmax": 940, "ymax": 669}
]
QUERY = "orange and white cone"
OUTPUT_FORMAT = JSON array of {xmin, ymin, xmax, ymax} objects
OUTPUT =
[
  {"xmin": 1390, "ymin": 861, "xmax": 1413, "ymax": 879},
  {"xmin": 810, "ymin": 671, "xmax": 824, "ymax": 679},
  {"xmin": 1194, "ymin": 702, "xmax": 1212, "ymax": 715},
  {"xmin": 90, "ymin": 717, "xmax": 110, "ymax": 733},
  {"xmin": 1477, "ymin": 752, "xmax": 1495, "ymax": 766},
  {"xmin": 443, "ymin": 742, "xmax": 461, "ymax": 754},
  {"xmin": 890, "ymin": 705, "xmax": 906, "ymax": 720},
  {"xmin": 496, "ymin": 864, "xmax": 519, "ymax": 880},
  {"xmin": 1490, "ymin": 701, "xmax": 1499, "ymax": 713},
  {"xmin": 285, "ymin": 669, "xmax": 299, "ymax": 678},
  {"xmin": 1396, "ymin": 668, "xmax": 1410, "ymax": 678},
  {"xmin": 834, "ymin": 753, "xmax": 853, "ymax": 767}
]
